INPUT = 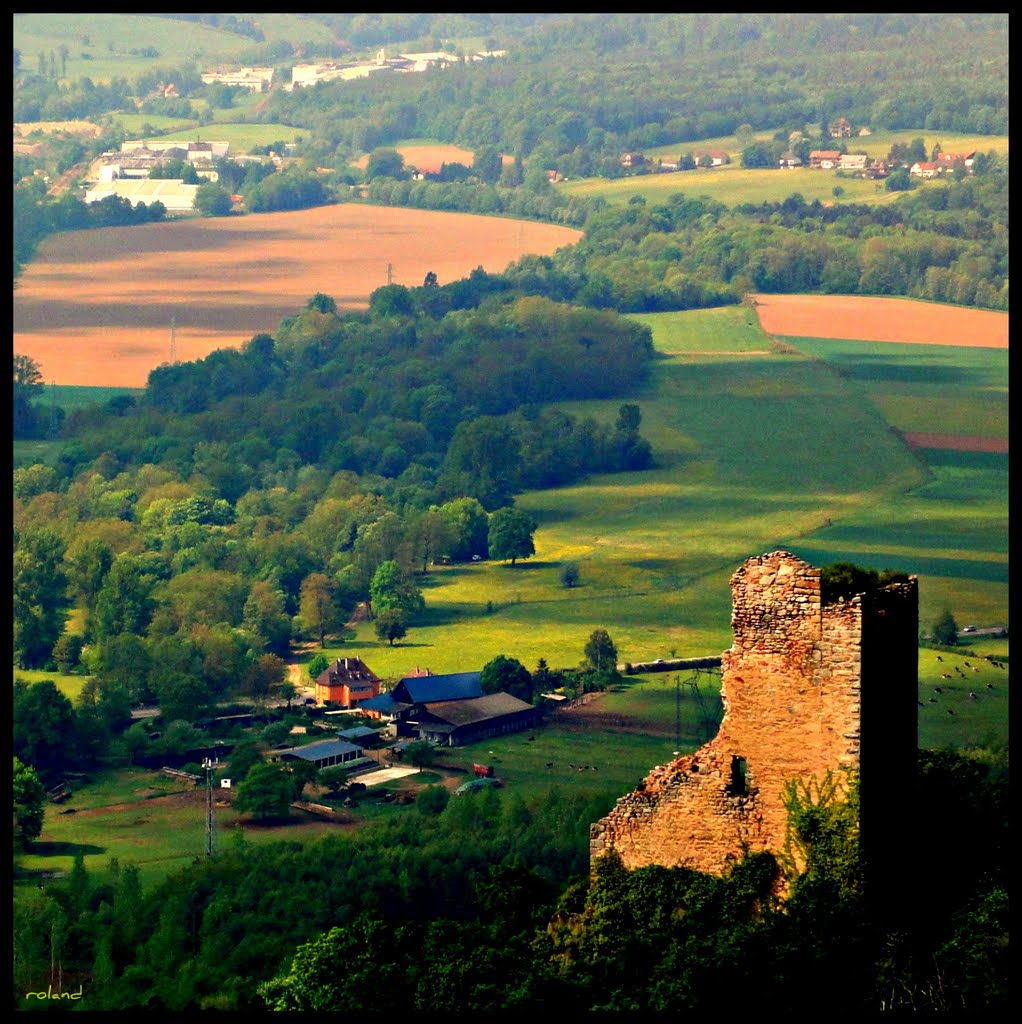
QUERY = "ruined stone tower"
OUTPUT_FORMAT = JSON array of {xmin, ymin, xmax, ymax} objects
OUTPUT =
[{"xmin": 590, "ymin": 550, "xmax": 918, "ymax": 886}]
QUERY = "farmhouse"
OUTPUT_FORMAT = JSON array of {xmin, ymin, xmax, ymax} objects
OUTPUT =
[
  {"xmin": 592, "ymin": 550, "xmax": 918, "ymax": 909},
  {"xmin": 620, "ymin": 151, "xmax": 646, "ymax": 169},
  {"xmin": 910, "ymin": 161, "xmax": 938, "ymax": 178},
  {"xmin": 839, "ymin": 153, "xmax": 868, "ymax": 171},
  {"xmin": 411, "ymin": 692, "xmax": 543, "ymax": 746},
  {"xmin": 829, "ymin": 116, "xmax": 853, "ymax": 137},
  {"xmin": 82, "ymin": 178, "xmax": 199, "ymax": 213},
  {"xmin": 809, "ymin": 150, "xmax": 842, "ymax": 169},
  {"xmin": 359, "ymin": 669, "xmax": 485, "ymax": 735},
  {"xmin": 778, "ymin": 151, "xmax": 802, "ymax": 170},
  {"xmin": 314, "ymin": 656, "xmax": 382, "ymax": 708},
  {"xmin": 696, "ymin": 150, "xmax": 730, "ymax": 166}
]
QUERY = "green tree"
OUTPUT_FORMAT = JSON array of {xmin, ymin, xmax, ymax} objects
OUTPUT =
[
  {"xmin": 242, "ymin": 580, "xmax": 293, "ymax": 657},
  {"xmin": 286, "ymin": 759, "xmax": 319, "ymax": 800},
  {"xmin": 52, "ymin": 633, "xmax": 85, "ymax": 674},
  {"xmin": 439, "ymin": 416, "xmax": 521, "ymax": 511},
  {"xmin": 13, "ymin": 528, "xmax": 68, "ymax": 668},
  {"xmin": 92, "ymin": 554, "xmax": 158, "ymax": 642},
  {"xmin": 234, "ymin": 761, "xmax": 295, "ymax": 820},
  {"xmin": 560, "ymin": 560, "xmax": 581, "ymax": 588},
  {"xmin": 239, "ymin": 653, "xmax": 288, "ymax": 707},
  {"xmin": 13, "ymin": 678, "xmax": 78, "ymax": 781},
  {"xmin": 13, "ymin": 353, "xmax": 44, "ymax": 438},
  {"xmin": 307, "ymin": 653, "xmax": 330, "ymax": 681},
  {"xmin": 405, "ymin": 740, "xmax": 436, "ymax": 774},
  {"xmin": 298, "ymin": 572, "xmax": 344, "ymax": 647},
  {"xmin": 259, "ymin": 916, "xmax": 405, "ymax": 1011},
  {"xmin": 584, "ymin": 628, "xmax": 618, "ymax": 673},
  {"xmin": 369, "ymin": 560, "xmax": 424, "ymax": 619},
  {"xmin": 488, "ymin": 506, "xmax": 537, "ymax": 566},
  {"xmin": 374, "ymin": 607, "xmax": 408, "ymax": 646},
  {"xmin": 226, "ymin": 741, "xmax": 265, "ymax": 785},
  {"xmin": 319, "ymin": 765, "xmax": 349, "ymax": 797},
  {"xmin": 480, "ymin": 654, "xmax": 534, "ymax": 703},
  {"xmin": 437, "ymin": 497, "xmax": 490, "ymax": 561},
  {"xmin": 366, "ymin": 147, "xmax": 407, "ymax": 180},
  {"xmin": 931, "ymin": 608, "xmax": 959, "ymax": 646},
  {"xmin": 13, "ymin": 756, "xmax": 46, "ymax": 849},
  {"xmin": 194, "ymin": 181, "xmax": 232, "ymax": 217},
  {"xmin": 416, "ymin": 784, "xmax": 450, "ymax": 816}
]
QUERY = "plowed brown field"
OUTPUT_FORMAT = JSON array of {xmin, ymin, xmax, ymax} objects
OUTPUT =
[
  {"xmin": 13, "ymin": 205, "xmax": 582, "ymax": 387},
  {"xmin": 752, "ymin": 293, "xmax": 1008, "ymax": 348}
]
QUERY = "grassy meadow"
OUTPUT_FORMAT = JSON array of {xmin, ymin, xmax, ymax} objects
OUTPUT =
[
  {"xmin": 15, "ymin": 302, "xmax": 1008, "ymax": 890},
  {"xmin": 13, "ymin": 13, "xmax": 335, "ymax": 87}
]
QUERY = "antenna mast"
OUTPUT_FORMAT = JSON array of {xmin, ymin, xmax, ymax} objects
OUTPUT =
[
  {"xmin": 203, "ymin": 757, "xmax": 218, "ymax": 856},
  {"xmin": 170, "ymin": 317, "xmax": 177, "ymax": 364}
]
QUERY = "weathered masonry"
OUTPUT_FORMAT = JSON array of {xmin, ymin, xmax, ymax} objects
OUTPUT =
[{"xmin": 591, "ymin": 551, "xmax": 918, "ymax": 885}]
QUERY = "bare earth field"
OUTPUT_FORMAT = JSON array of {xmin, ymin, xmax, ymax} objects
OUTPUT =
[
  {"xmin": 752, "ymin": 293, "xmax": 1008, "ymax": 348},
  {"xmin": 13, "ymin": 205, "xmax": 582, "ymax": 387},
  {"xmin": 753, "ymin": 293, "xmax": 1008, "ymax": 454}
]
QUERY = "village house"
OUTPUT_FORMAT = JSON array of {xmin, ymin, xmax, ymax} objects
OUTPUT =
[
  {"xmin": 314, "ymin": 656, "xmax": 382, "ymax": 709},
  {"xmin": 696, "ymin": 149, "xmax": 730, "ymax": 167},
  {"xmin": 778, "ymin": 151, "xmax": 802, "ymax": 170},
  {"xmin": 809, "ymin": 149, "xmax": 843, "ymax": 169},
  {"xmin": 620, "ymin": 151, "xmax": 646, "ymax": 169},
  {"xmin": 910, "ymin": 161, "xmax": 938, "ymax": 178},
  {"xmin": 839, "ymin": 153, "xmax": 868, "ymax": 172},
  {"xmin": 829, "ymin": 116, "xmax": 853, "ymax": 137}
]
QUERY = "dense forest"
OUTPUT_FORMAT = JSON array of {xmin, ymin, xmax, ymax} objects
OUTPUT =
[{"xmin": 12, "ymin": 749, "xmax": 1008, "ymax": 1012}]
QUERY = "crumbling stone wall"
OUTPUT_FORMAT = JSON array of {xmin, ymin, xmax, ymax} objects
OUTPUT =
[{"xmin": 590, "ymin": 550, "xmax": 917, "ymax": 878}]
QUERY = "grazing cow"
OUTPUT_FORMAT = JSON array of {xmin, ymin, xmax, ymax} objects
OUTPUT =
[
  {"xmin": 934, "ymin": 687, "xmax": 943, "ymax": 693},
  {"xmin": 918, "ymin": 700, "xmax": 925, "ymax": 707},
  {"xmin": 928, "ymin": 698, "xmax": 938, "ymax": 703},
  {"xmin": 546, "ymin": 762, "xmax": 554, "ymax": 768},
  {"xmin": 969, "ymin": 692, "xmax": 978, "ymax": 700},
  {"xmin": 947, "ymin": 709, "xmax": 956, "ymax": 715},
  {"xmin": 936, "ymin": 655, "xmax": 943, "ymax": 662},
  {"xmin": 987, "ymin": 683, "xmax": 994, "ymax": 690}
]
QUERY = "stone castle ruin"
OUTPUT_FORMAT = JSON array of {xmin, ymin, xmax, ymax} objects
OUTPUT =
[{"xmin": 591, "ymin": 551, "xmax": 918, "ymax": 886}]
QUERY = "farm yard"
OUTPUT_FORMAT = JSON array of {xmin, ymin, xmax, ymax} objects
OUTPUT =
[{"xmin": 12, "ymin": 205, "xmax": 582, "ymax": 388}]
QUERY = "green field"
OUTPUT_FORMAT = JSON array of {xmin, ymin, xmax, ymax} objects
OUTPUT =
[
  {"xmin": 15, "ymin": 303, "xmax": 1008, "ymax": 887},
  {"xmin": 13, "ymin": 13, "xmax": 335, "ymax": 88}
]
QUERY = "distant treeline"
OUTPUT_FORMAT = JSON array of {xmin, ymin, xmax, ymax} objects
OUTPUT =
[{"xmin": 265, "ymin": 14, "xmax": 1007, "ymax": 171}]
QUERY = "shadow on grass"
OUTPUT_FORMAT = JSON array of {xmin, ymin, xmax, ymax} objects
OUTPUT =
[{"xmin": 28, "ymin": 840, "xmax": 106, "ymax": 858}]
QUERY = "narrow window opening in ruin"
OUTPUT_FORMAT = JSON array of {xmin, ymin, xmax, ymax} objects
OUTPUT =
[{"xmin": 727, "ymin": 756, "xmax": 748, "ymax": 795}]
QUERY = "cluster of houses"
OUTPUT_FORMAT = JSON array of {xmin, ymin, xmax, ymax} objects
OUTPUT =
[
  {"xmin": 81, "ymin": 138, "xmax": 300, "ymax": 213},
  {"xmin": 623, "ymin": 144, "xmax": 976, "ymax": 181},
  {"xmin": 284, "ymin": 47, "xmax": 506, "ymax": 91},
  {"xmin": 306, "ymin": 656, "xmax": 543, "ymax": 753}
]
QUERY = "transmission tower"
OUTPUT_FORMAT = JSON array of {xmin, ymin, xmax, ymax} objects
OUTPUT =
[
  {"xmin": 170, "ymin": 316, "xmax": 177, "ymax": 364},
  {"xmin": 203, "ymin": 757, "xmax": 218, "ymax": 856}
]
